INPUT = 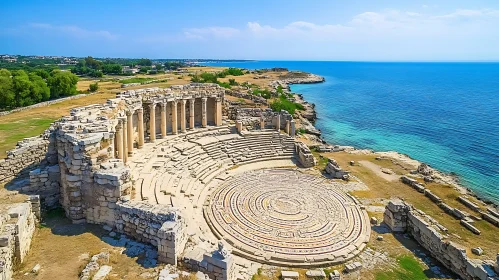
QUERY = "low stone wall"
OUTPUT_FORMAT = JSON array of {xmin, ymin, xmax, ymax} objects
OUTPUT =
[
  {"xmin": 226, "ymin": 90, "xmax": 267, "ymax": 104},
  {"xmin": 384, "ymin": 201, "xmax": 499, "ymax": 280},
  {"xmin": 0, "ymin": 92, "xmax": 99, "ymax": 117},
  {"xmin": 229, "ymin": 108, "xmax": 292, "ymax": 130},
  {"xmin": 325, "ymin": 158, "xmax": 350, "ymax": 180},
  {"xmin": 116, "ymin": 201, "xmax": 186, "ymax": 265},
  {"xmin": 183, "ymin": 242, "xmax": 237, "ymax": 280},
  {"xmin": 295, "ymin": 142, "xmax": 316, "ymax": 168},
  {"xmin": 0, "ymin": 201, "xmax": 38, "ymax": 280},
  {"xmin": 26, "ymin": 165, "xmax": 61, "ymax": 209},
  {"xmin": 0, "ymin": 134, "xmax": 57, "ymax": 183}
]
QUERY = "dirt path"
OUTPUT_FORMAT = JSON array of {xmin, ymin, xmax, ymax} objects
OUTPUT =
[{"xmin": 359, "ymin": 160, "xmax": 400, "ymax": 182}]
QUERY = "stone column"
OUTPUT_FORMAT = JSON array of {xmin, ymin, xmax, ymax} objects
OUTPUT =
[
  {"xmin": 137, "ymin": 108, "xmax": 144, "ymax": 148},
  {"xmin": 275, "ymin": 114, "xmax": 281, "ymax": 132},
  {"xmin": 286, "ymin": 119, "xmax": 290, "ymax": 135},
  {"xmin": 126, "ymin": 110, "xmax": 133, "ymax": 156},
  {"xmin": 236, "ymin": 120, "xmax": 243, "ymax": 133},
  {"xmin": 260, "ymin": 117, "xmax": 265, "ymax": 130},
  {"xmin": 215, "ymin": 98, "xmax": 222, "ymax": 126},
  {"xmin": 180, "ymin": 99, "xmax": 187, "ymax": 133},
  {"xmin": 290, "ymin": 120, "xmax": 296, "ymax": 137},
  {"xmin": 149, "ymin": 103, "xmax": 156, "ymax": 143},
  {"xmin": 115, "ymin": 122, "xmax": 123, "ymax": 159},
  {"xmin": 122, "ymin": 118, "xmax": 128, "ymax": 163},
  {"xmin": 161, "ymin": 102, "xmax": 167, "ymax": 138},
  {"xmin": 109, "ymin": 133, "xmax": 115, "ymax": 159},
  {"xmin": 172, "ymin": 100, "xmax": 178, "ymax": 135},
  {"xmin": 201, "ymin": 97, "xmax": 207, "ymax": 127},
  {"xmin": 189, "ymin": 98, "xmax": 195, "ymax": 129}
]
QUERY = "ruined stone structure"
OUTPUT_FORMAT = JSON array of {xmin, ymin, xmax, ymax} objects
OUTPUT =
[
  {"xmin": 295, "ymin": 142, "xmax": 316, "ymax": 168},
  {"xmin": 325, "ymin": 158, "xmax": 350, "ymax": 180},
  {"xmin": 0, "ymin": 197, "xmax": 39, "ymax": 280},
  {"xmin": 384, "ymin": 201, "xmax": 499, "ymax": 280},
  {"xmin": 204, "ymin": 169, "xmax": 370, "ymax": 266},
  {"xmin": 1, "ymin": 83, "xmax": 372, "ymax": 279}
]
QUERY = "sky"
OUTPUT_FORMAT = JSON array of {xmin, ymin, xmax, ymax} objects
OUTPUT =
[{"xmin": 1, "ymin": 0, "xmax": 499, "ymax": 61}]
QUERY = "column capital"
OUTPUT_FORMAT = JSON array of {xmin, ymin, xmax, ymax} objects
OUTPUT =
[
  {"xmin": 148, "ymin": 103, "xmax": 156, "ymax": 110},
  {"xmin": 121, "ymin": 117, "xmax": 127, "ymax": 124},
  {"xmin": 137, "ymin": 107, "xmax": 144, "ymax": 113},
  {"xmin": 126, "ymin": 110, "xmax": 133, "ymax": 117},
  {"xmin": 181, "ymin": 99, "xmax": 187, "ymax": 105},
  {"xmin": 201, "ymin": 97, "xmax": 207, "ymax": 101}
]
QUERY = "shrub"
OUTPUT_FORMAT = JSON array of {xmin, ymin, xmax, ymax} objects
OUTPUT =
[
  {"xmin": 270, "ymin": 95, "xmax": 304, "ymax": 115},
  {"xmin": 89, "ymin": 82, "xmax": 99, "ymax": 92}
]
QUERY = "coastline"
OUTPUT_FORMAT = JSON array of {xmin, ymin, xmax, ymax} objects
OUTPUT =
[{"xmin": 275, "ymin": 72, "xmax": 498, "ymax": 209}]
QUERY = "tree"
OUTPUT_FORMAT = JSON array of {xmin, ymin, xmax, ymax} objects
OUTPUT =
[
  {"xmin": 89, "ymin": 82, "xmax": 99, "ymax": 92},
  {"xmin": 137, "ymin": 58, "xmax": 152, "ymax": 66},
  {"xmin": 48, "ymin": 70, "xmax": 79, "ymax": 98},
  {"xmin": 102, "ymin": 63, "xmax": 122, "ymax": 74},
  {"xmin": 0, "ymin": 69, "xmax": 15, "ymax": 109},
  {"xmin": 12, "ymin": 70, "xmax": 33, "ymax": 107},
  {"xmin": 29, "ymin": 73, "xmax": 50, "ymax": 102},
  {"xmin": 84, "ymin": 56, "xmax": 103, "ymax": 70}
]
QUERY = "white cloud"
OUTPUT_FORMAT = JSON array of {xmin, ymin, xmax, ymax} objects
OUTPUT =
[{"xmin": 29, "ymin": 23, "xmax": 118, "ymax": 40}]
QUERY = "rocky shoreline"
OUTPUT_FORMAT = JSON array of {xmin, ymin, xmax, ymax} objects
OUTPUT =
[{"xmin": 274, "ymin": 72, "xmax": 498, "ymax": 210}]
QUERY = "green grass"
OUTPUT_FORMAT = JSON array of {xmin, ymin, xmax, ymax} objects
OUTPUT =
[
  {"xmin": 0, "ymin": 118, "xmax": 55, "ymax": 157},
  {"xmin": 119, "ymin": 77, "xmax": 155, "ymax": 84},
  {"xmin": 376, "ymin": 255, "xmax": 428, "ymax": 280}
]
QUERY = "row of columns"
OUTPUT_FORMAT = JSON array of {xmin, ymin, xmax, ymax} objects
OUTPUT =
[{"xmin": 114, "ymin": 97, "xmax": 222, "ymax": 163}]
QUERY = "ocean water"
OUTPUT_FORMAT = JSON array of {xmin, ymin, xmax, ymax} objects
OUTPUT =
[{"xmin": 204, "ymin": 61, "xmax": 499, "ymax": 203}]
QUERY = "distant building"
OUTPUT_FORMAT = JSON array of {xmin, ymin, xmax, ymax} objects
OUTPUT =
[{"xmin": 122, "ymin": 66, "xmax": 139, "ymax": 74}]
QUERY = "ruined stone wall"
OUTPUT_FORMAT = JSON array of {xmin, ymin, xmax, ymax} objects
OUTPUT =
[
  {"xmin": 384, "ymin": 201, "xmax": 499, "ymax": 280},
  {"xmin": 0, "ymin": 133, "xmax": 57, "ymax": 183},
  {"xmin": 184, "ymin": 246, "xmax": 237, "ymax": 280},
  {"xmin": 325, "ymin": 158, "xmax": 350, "ymax": 180},
  {"xmin": 225, "ymin": 90, "xmax": 268, "ymax": 105},
  {"xmin": 116, "ymin": 201, "xmax": 187, "ymax": 265},
  {"xmin": 27, "ymin": 165, "xmax": 60, "ymax": 209},
  {"xmin": 295, "ymin": 142, "xmax": 316, "ymax": 168},
  {"xmin": 85, "ymin": 161, "xmax": 132, "ymax": 226},
  {"xmin": 0, "ymin": 201, "xmax": 38, "ymax": 280},
  {"xmin": 231, "ymin": 108, "xmax": 292, "ymax": 130}
]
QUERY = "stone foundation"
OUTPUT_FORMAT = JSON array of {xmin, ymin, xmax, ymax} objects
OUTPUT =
[
  {"xmin": 384, "ymin": 201, "xmax": 499, "ymax": 280},
  {"xmin": 295, "ymin": 142, "xmax": 316, "ymax": 168},
  {"xmin": 0, "ymin": 202, "xmax": 38, "ymax": 280}
]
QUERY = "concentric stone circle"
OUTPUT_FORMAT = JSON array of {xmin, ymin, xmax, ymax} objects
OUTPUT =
[{"xmin": 204, "ymin": 169, "xmax": 371, "ymax": 266}]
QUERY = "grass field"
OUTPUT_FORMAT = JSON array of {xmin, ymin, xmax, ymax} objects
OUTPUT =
[
  {"xmin": 376, "ymin": 255, "xmax": 428, "ymax": 280},
  {"xmin": 0, "ymin": 92, "xmax": 115, "ymax": 158}
]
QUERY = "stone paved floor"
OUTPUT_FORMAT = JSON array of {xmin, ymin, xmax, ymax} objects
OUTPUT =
[{"xmin": 204, "ymin": 169, "xmax": 371, "ymax": 266}]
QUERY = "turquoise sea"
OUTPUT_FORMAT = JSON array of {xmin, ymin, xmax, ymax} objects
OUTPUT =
[{"xmin": 204, "ymin": 61, "xmax": 499, "ymax": 204}]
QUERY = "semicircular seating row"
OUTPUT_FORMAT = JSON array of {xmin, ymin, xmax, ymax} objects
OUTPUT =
[{"xmin": 128, "ymin": 126, "xmax": 296, "ymax": 207}]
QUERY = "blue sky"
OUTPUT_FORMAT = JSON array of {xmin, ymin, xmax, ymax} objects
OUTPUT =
[{"xmin": 1, "ymin": 0, "xmax": 499, "ymax": 61}]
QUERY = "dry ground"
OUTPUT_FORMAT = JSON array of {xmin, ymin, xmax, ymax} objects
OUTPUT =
[
  {"xmin": 321, "ymin": 152, "xmax": 499, "ymax": 260},
  {"xmin": 13, "ymin": 210, "xmax": 160, "ymax": 280}
]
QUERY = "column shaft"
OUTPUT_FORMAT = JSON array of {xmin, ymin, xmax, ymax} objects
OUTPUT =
[
  {"xmin": 172, "ymin": 101, "xmax": 178, "ymax": 134},
  {"xmin": 161, "ymin": 103, "xmax": 167, "ymax": 138},
  {"xmin": 215, "ymin": 98, "xmax": 222, "ymax": 126},
  {"xmin": 275, "ymin": 114, "xmax": 281, "ymax": 132},
  {"xmin": 122, "ymin": 118, "xmax": 128, "ymax": 163},
  {"xmin": 127, "ymin": 111, "xmax": 133, "ymax": 155},
  {"xmin": 180, "ymin": 100, "xmax": 187, "ymax": 133},
  {"xmin": 201, "ymin": 97, "xmax": 207, "ymax": 128},
  {"xmin": 137, "ymin": 108, "xmax": 144, "ymax": 148},
  {"xmin": 116, "ymin": 123, "xmax": 123, "ymax": 159},
  {"xmin": 149, "ymin": 104, "xmax": 156, "ymax": 142},
  {"xmin": 189, "ymin": 98, "xmax": 195, "ymax": 129}
]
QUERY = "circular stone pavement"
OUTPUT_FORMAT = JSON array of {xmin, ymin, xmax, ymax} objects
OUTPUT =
[{"xmin": 204, "ymin": 169, "xmax": 371, "ymax": 266}]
